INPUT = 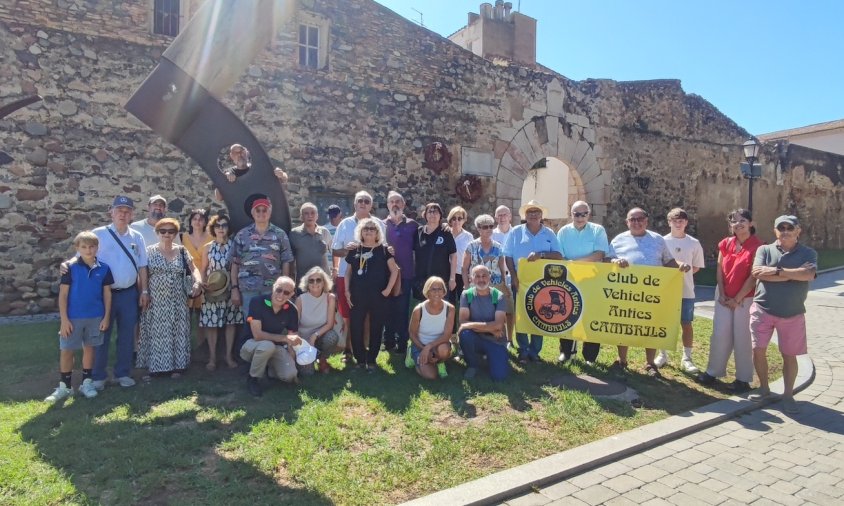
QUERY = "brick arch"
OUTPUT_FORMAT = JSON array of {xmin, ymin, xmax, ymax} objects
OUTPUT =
[{"xmin": 494, "ymin": 114, "xmax": 605, "ymax": 222}]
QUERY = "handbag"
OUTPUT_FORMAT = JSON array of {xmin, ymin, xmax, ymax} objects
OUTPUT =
[{"xmin": 179, "ymin": 247, "xmax": 195, "ymax": 299}]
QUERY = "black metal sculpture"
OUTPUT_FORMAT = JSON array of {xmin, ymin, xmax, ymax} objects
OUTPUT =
[{"xmin": 124, "ymin": 0, "xmax": 293, "ymax": 231}]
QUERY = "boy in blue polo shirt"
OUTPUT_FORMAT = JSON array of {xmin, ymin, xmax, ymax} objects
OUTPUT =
[{"xmin": 46, "ymin": 231, "xmax": 114, "ymax": 402}]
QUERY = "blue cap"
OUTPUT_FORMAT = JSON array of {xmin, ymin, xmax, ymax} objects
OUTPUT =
[{"xmin": 112, "ymin": 195, "xmax": 134, "ymax": 209}]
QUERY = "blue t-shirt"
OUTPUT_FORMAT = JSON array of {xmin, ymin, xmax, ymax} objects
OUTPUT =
[
  {"xmin": 609, "ymin": 230, "xmax": 673, "ymax": 267},
  {"xmin": 557, "ymin": 222, "xmax": 609, "ymax": 260},
  {"xmin": 503, "ymin": 225, "xmax": 561, "ymax": 272},
  {"xmin": 60, "ymin": 257, "xmax": 115, "ymax": 319}
]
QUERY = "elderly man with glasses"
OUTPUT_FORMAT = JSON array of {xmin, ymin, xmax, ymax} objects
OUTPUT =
[
  {"xmin": 747, "ymin": 215, "xmax": 816, "ymax": 414},
  {"xmin": 556, "ymin": 201, "xmax": 609, "ymax": 365},
  {"xmin": 229, "ymin": 196, "xmax": 294, "ymax": 317},
  {"xmin": 608, "ymin": 207, "xmax": 690, "ymax": 378}
]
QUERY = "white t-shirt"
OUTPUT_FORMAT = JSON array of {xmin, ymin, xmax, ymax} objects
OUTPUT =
[
  {"xmin": 663, "ymin": 233, "xmax": 705, "ymax": 298},
  {"xmin": 492, "ymin": 226, "xmax": 511, "ymax": 246},
  {"xmin": 330, "ymin": 215, "xmax": 387, "ymax": 277},
  {"xmin": 130, "ymin": 219, "xmax": 158, "ymax": 247},
  {"xmin": 453, "ymin": 230, "xmax": 474, "ymax": 267}
]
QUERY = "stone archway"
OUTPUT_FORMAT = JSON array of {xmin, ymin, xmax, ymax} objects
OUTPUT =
[{"xmin": 494, "ymin": 113, "xmax": 606, "ymax": 223}]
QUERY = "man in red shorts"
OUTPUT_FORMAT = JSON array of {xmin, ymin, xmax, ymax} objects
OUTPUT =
[{"xmin": 748, "ymin": 215, "xmax": 816, "ymax": 414}]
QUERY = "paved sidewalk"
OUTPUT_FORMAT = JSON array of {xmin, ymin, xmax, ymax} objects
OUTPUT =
[{"xmin": 407, "ymin": 271, "xmax": 844, "ymax": 506}]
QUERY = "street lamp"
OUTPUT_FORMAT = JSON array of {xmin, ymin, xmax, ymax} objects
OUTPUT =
[{"xmin": 741, "ymin": 137, "xmax": 761, "ymax": 212}]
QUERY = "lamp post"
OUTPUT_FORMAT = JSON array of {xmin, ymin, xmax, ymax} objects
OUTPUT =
[{"xmin": 742, "ymin": 137, "xmax": 761, "ymax": 212}]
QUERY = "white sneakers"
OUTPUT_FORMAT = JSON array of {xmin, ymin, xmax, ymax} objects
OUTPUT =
[
  {"xmin": 78, "ymin": 378, "xmax": 99, "ymax": 399},
  {"xmin": 92, "ymin": 379, "xmax": 106, "ymax": 391},
  {"xmin": 654, "ymin": 350, "xmax": 669, "ymax": 368},
  {"xmin": 44, "ymin": 382, "xmax": 73, "ymax": 402},
  {"xmin": 116, "ymin": 376, "xmax": 136, "ymax": 387},
  {"xmin": 654, "ymin": 351, "xmax": 700, "ymax": 374}
]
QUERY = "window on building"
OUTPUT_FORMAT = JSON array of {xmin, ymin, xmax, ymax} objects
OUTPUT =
[
  {"xmin": 153, "ymin": 0, "xmax": 180, "ymax": 37},
  {"xmin": 298, "ymin": 24, "xmax": 319, "ymax": 69}
]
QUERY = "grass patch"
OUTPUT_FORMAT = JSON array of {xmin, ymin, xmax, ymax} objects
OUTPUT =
[{"xmin": 0, "ymin": 320, "xmax": 782, "ymax": 505}]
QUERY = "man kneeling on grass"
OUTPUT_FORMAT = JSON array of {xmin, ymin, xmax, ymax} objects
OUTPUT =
[
  {"xmin": 47, "ymin": 231, "xmax": 114, "ymax": 402},
  {"xmin": 458, "ymin": 265, "xmax": 510, "ymax": 381},
  {"xmin": 240, "ymin": 276, "xmax": 302, "ymax": 397}
]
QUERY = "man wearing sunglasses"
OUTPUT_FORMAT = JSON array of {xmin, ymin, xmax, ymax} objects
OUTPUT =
[
  {"xmin": 608, "ymin": 207, "xmax": 689, "ymax": 378},
  {"xmin": 330, "ymin": 191, "xmax": 386, "ymax": 356},
  {"xmin": 556, "ymin": 201, "xmax": 609, "ymax": 365},
  {"xmin": 748, "ymin": 215, "xmax": 816, "ymax": 414}
]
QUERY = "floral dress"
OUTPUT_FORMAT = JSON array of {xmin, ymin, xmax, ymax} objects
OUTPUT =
[
  {"xmin": 138, "ymin": 246, "xmax": 192, "ymax": 373},
  {"xmin": 200, "ymin": 241, "xmax": 244, "ymax": 327}
]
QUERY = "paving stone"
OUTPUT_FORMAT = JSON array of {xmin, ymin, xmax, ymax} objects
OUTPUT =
[
  {"xmin": 504, "ymin": 493, "xmax": 552, "ymax": 506},
  {"xmin": 743, "ymin": 470, "xmax": 779, "ymax": 487},
  {"xmin": 602, "ymin": 475, "xmax": 645, "ymax": 494},
  {"xmin": 674, "ymin": 468, "xmax": 708, "ymax": 485},
  {"xmin": 673, "ymin": 448, "xmax": 711, "ymax": 465},
  {"xmin": 627, "ymin": 466, "xmax": 669, "ymax": 482},
  {"xmin": 568, "ymin": 472, "xmax": 606, "ymax": 489},
  {"xmin": 547, "ymin": 497, "xmax": 589, "ymax": 506},
  {"xmin": 640, "ymin": 499, "xmax": 674, "ymax": 506},
  {"xmin": 698, "ymin": 478, "xmax": 730, "ymax": 493},
  {"xmin": 687, "ymin": 462, "xmax": 716, "ymax": 476},
  {"xmin": 602, "ymin": 496, "xmax": 639, "ymax": 506},
  {"xmin": 596, "ymin": 462, "xmax": 633, "ymax": 479},
  {"xmin": 678, "ymin": 482, "xmax": 727, "ymax": 505},
  {"xmin": 733, "ymin": 456, "xmax": 768, "ymax": 472},
  {"xmin": 537, "ymin": 480, "xmax": 579, "ymax": 500},
  {"xmin": 571, "ymin": 484, "xmax": 618, "ymax": 506},
  {"xmin": 768, "ymin": 479, "xmax": 802, "ymax": 495},
  {"xmin": 656, "ymin": 475, "xmax": 688, "ymax": 489},
  {"xmin": 618, "ymin": 453, "xmax": 655, "ymax": 469},
  {"xmin": 750, "ymin": 485, "xmax": 803, "ymax": 506},
  {"xmin": 795, "ymin": 487, "xmax": 844, "ymax": 504},
  {"xmin": 665, "ymin": 491, "xmax": 708, "ymax": 506},
  {"xmin": 720, "ymin": 486, "xmax": 760, "ymax": 503},
  {"xmin": 652, "ymin": 456, "xmax": 688, "ymax": 473},
  {"xmin": 641, "ymin": 481, "xmax": 677, "ymax": 499}
]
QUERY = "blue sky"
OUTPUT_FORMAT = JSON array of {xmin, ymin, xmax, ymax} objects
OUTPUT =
[{"xmin": 374, "ymin": 0, "xmax": 844, "ymax": 135}]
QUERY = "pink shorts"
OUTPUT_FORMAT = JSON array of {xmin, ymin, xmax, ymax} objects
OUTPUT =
[
  {"xmin": 749, "ymin": 303, "xmax": 807, "ymax": 356},
  {"xmin": 336, "ymin": 276, "xmax": 351, "ymax": 318}
]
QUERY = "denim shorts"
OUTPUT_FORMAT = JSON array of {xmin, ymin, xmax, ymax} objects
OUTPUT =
[
  {"xmin": 410, "ymin": 344, "xmax": 436, "ymax": 366},
  {"xmin": 59, "ymin": 317, "xmax": 105, "ymax": 350},
  {"xmin": 681, "ymin": 298, "xmax": 695, "ymax": 324}
]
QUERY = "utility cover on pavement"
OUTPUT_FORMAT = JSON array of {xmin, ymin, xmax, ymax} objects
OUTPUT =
[{"xmin": 548, "ymin": 374, "xmax": 638, "ymax": 403}]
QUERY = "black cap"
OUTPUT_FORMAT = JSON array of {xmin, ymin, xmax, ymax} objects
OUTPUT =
[{"xmin": 327, "ymin": 205, "xmax": 341, "ymax": 217}]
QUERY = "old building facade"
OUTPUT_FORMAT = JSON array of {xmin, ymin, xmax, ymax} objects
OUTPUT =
[{"xmin": 0, "ymin": 0, "xmax": 841, "ymax": 314}]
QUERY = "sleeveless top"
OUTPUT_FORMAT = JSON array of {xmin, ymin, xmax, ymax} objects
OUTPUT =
[
  {"xmin": 298, "ymin": 291, "xmax": 329, "ymax": 337},
  {"xmin": 418, "ymin": 302, "xmax": 448, "ymax": 345}
]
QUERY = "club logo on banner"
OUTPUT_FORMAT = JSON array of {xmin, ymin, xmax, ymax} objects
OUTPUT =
[
  {"xmin": 516, "ymin": 259, "xmax": 683, "ymax": 349},
  {"xmin": 524, "ymin": 264, "xmax": 584, "ymax": 333}
]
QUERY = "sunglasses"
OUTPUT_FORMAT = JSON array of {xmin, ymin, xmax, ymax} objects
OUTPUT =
[
  {"xmin": 307, "ymin": 278, "xmax": 323, "ymax": 284},
  {"xmin": 627, "ymin": 216, "xmax": 647, "ymax": 223},
  {"xmin": 157, "ymin": 229, "xmax": 178, "ymax": 235},
  {"xmin": 478, "ymin": 225, "xmax": 495, "ymax": 230},
  {"xmin": 356, "ymin": 198, "xmax": 372, "ymax": 204},
  {"xmin": 253, "ymin": 207, "xmax": 269, "ymax": 213},
  {"xmin": 362, "ymin": 226, "xmax": 378, "ymax": 231},
  {"xmin": 214, "ymin": 223, "xmax": 229, "ymax": 229},
  {"xmin": 451, "ymin": 216, "xmax": 466, "ymax": 222},
  {"xmin": 572, "ymin": 212, "xmax": 589, "ymax": 218},
  {"xmin": 273, "ymin": 288, "xmax": 294, "ymax": 296},
  {"xmin": 777, "ymin": 225, "xmax": 795, "ymax": 232}
]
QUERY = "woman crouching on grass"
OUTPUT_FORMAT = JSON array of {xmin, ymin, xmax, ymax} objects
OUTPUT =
[
  {"xmin": 408, "ymin": 276, "xmax": 455, "ymax": 379},
  {"xmin": 295, "ymin": 266, "xmax": 340, "ymax": 375}
]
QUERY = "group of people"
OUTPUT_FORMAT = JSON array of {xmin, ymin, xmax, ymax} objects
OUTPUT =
[{"xmin": 46, "ymin": 182, "xmax": 816, "ymax": 413}]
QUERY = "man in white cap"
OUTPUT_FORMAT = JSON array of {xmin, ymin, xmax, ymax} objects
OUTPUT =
[
  {"xmin": 748, "ymin": 215, "xmax": 816, "ymax": 414},
  {"xmin": 230, "ymin": 196, "xmax": 293, "ymax": 316},
  {"xmin": 503, "ymin": 200, "xmax": 563, "ymax": 363},
  {"xmin": 90, "ymin": 195, "xmax": 149, "ymax": 389},
  {"xmin": 130, "ymin": 194, "xmax": 169, "ymax": 247}
]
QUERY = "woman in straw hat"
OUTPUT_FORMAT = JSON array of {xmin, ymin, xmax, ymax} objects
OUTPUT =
[{"xmin": 199, "ymin": 212, "xmax": 243, "ymax": 371}]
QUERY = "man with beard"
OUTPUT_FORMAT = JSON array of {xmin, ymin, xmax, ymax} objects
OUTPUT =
[
  {"xmin": 382, "ymin": 191, "xmax": 418, "ymax": 353},
  {"xmin": 458, "ymin": 265, "xmax": 509, "ymax": 380},
  {"xmin": 130, "ymin": 195, "xmax": 169, "ymax": 247}
]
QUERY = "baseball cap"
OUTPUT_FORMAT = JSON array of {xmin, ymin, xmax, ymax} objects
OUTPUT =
[
  {"xmin": 148, "ymin": 194, "xmax": 167, "ymax": 205},
  {"xmin": 112, "ymin": 195, "xmax": 134, "ymax": 209},
  {"xmin": 327, "ymin": 205, "xmax": 341, "ymax": 217},
  {"xmin": 251, "ymin": 198, "xmax": 271, "ymax": 210},
  {"xmin": 774, "ymin": 215, "xmax": 799, "ymax": 227}
]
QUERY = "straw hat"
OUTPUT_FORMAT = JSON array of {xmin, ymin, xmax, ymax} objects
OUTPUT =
[
  {"xmin": 204, "ymin": 270, "xmax": 230, "ymax": 303},
  {"xmin": 518, "ymin": 200, "xmax": 548, "ymax": 217}
]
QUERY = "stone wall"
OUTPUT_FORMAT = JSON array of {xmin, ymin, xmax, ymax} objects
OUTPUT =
[{"xmin": 0, "ymin": 0, "xmax": 839, "ymax": 314}]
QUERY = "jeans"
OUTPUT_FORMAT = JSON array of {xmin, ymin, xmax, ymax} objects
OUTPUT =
[
  {"xmin": 384, "ymin": 278, "xmax": 413, "ymax": 351},
  {"xmin": 458, "ymin": 329, "xmax": 510, "ymax": 381},
  {"xmin": 93, "ymin": 287, "xmax": 138, "ymax": 381},
  {"xmin": 516, "ymin": 333, "xmax": 543, "ymax": 360}
]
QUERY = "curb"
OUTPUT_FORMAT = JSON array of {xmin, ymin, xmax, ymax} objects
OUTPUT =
[{"xmin": 403, "ymin": 356, "xmax": 816, "ymax": 506}]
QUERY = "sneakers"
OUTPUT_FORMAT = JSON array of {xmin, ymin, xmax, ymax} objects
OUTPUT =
[
  {"xmin": 405, "ymin": 348, "xmax": 415, "ymax": 369},
  {"xmin": 728, "ymin": 380, "xmax": 752, "ymax": 393},
  {"xmin": 437, "ymin": 362, "xmax": 448, "ymax": 378},
  {"xmin": 92, "ymin": 379, "xmax": 106, "ymax": 391},
  {"xmin": 645, "ymin": 364, "xmax": 663, "ymax": 379},
  {"xmin": 680, "ymin": 358, "xmax": 700, "ymax": 374},
  {"xmin": 78, "ymin": 378, "xmax": 98, "ymax": 399},
  {"xmin": 696, "ymin": 372, "xmax": 717, "ymax": 385},
  {"xmin": 782, "ymin": 396, "xmax": 800, "ymax": 414},
  {"xmin": 557, "ymin": 352, "xmax": 571, "ymax": 364},
  {"xmin": 45, "ymin": 382, "xmax": 73, "ymax": 402},
  {"xmin": 116, "ymin": 376, "xmax": 136, "ymax": 388},
  {"xmin": 748, "ymin": 387, "xmax": 778, "ymax": 402},
  {"xmin": 464, "ymin": 367, "xmax": 477, "ymax": 379},
  {"xmin": 246, "ymin": 376, "xmax": 262, "ymax": 397},
  {"xmin": 653, "ymin": 350, "xmax": 669, "ymax": 368}
]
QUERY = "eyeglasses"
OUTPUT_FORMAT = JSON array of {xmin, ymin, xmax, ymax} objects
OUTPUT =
[
  {"xmin": 572, "ymin": 212, "xmax": 589, "ymax": 218},
  {"xmin": 356, "ymin": 198, "xmax": 372, "ymax": 204},
  {"xmin": 157, "ymin": 229, "xmax": 178, "ymax": 235},
  {"xmin": 451, "ymin": 216, "xmax": 466, "ymax": 222},
  {"xmin": 214, "ymin": 223, "xmax": 229, "ymax": 229},
  {"xmin": 362, "ymin": 226, "xmax": 378, "ymax": 232},
  {"xmin": 777, "ymin": 225, "xmax": 795, "ymax": 232},
  {"xmin": 627, "ymin": 216, "xmax": 647, "ymax": 223},
  {"xmin": 478, "ymin": 225, "xmax": 495, "ymax": 230},
  {"xmin": 307, "ymin": 278, "xmax": 323, "ymax": 284},
  {"xmin": 273, "ymin": 288, "xmax": 294, "ymax": 296},
  {"xmin": 729, "ymin": 219, "xmax": 749, "ymax": 225},
  {"xmin": 426, "ymin": 209, "xmax": 440, "ymax": 215}
]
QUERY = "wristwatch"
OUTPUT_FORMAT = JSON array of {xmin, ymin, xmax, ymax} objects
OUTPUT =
[{"xmin": 775, "ymin": 267, "xmax": 782, "ymax": 276}]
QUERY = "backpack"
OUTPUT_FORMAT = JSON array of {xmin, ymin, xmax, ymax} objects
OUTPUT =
[{"xmin": 464, "ymin": 286, "xmax": 501, "ymax": 306}]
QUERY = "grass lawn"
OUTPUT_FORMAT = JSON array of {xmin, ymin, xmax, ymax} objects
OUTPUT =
[
  {"xmin": 0, "ymin": 320, "xmax": 782, "ymax": 505},
  {"xmin": 695, "ymin": 248, "xmax": 844, "ymax": 287}
]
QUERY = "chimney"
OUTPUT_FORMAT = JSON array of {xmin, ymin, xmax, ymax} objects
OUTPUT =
[
  {"xmin": 480, "ymin": 2, "xmax": 493, "ymax": 19},
  {"xmin": 503, "ymin": 2, "xmax": 512, "ymax": 18},
  {"xmin": 494, "ymin": 0, "xmax": 504, "ymax": 20}
]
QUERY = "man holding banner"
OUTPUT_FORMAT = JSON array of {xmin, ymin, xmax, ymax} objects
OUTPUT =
[
  {"xmin": 609, "ymin": 208, "xmax": 691, "ymax": 378},
  {"xmin": 504, "ymin": 200, "xmax": 563, "ymax": 363},
  {"xmin": 556, "ymin": 200, "xmax": 609, "ymax": 365}
]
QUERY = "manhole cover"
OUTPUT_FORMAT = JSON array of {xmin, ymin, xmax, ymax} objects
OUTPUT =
[{"xmin": 548, "ymin": 374, "xmax": 638, "ymax": 402}]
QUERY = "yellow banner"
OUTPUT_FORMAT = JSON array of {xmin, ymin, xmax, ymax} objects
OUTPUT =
[{"xmin": 515, "ymin": 259, "xmax": 683, "ymax": 349}]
